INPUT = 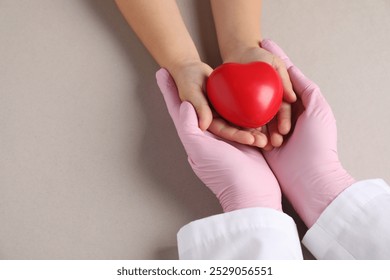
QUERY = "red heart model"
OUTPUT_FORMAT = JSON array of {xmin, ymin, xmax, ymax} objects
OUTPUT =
[{"xmin": 206, "ymin": 62, "xmax": 283, "ymax": 128}]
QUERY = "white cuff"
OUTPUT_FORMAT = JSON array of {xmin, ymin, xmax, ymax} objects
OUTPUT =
[
  {"xmin": 177, "ymin": 207, "xmax": 303, "ymax": 260},
  {"xmin": 302, "ymin": 179, "xmax": 390, "ymax": 259}
]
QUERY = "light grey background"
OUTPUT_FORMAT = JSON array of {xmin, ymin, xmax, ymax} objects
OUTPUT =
[{"xmin": 1, "ymin": 0, "xmax": 389, "ymax": 259}]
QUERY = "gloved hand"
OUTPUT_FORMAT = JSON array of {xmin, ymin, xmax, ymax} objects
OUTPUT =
[
  {"xmin": 261, "ymin": 39, "xmax": 356, "ymax": 228},
  {"xmin": 156, "ymin": 69, "xmax": 282, "ymax": 212}
]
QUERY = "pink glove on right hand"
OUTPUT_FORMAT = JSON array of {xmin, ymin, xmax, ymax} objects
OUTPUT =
[
  {"xmin": 261, "ymin": 40, "xmax": 356, "ymax": 228},
  {"xmin": 156, "ymin": 68, "xmax": 282, "ymax": 212}
]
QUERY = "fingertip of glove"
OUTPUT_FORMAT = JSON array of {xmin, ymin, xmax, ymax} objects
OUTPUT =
[
  {"xmin": 260, "ymin": 38, "xmax": 272, "ymax": 47},
  {"xmin": 261, "ymin": 39, "xmax": 293, "ymax": 69},
  {"xmin": 156, "ymin": 68, "xmax": 176, "ymax": 89},
  {"xmin": 156, "ymin": 68, "xmax": 169, "ymax": 80},
  {"xmin": 180, "ymin": 100, "xmax": 192, "ymax": 109}
]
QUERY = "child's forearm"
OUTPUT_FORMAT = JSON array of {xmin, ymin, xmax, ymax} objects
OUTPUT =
[
  {"xmin": 210, "ymin": 0, "xmax": 262, "ymax": 62},
  {"xmin": 115, "ymin": 0, "xmax": 200, "ymax": 74}
]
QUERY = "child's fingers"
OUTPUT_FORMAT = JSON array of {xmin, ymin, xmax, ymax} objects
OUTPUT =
[
  {"xmin": 192, "ymin": 98, "xmax": 213, "ymax": 131},
  {"xmin": 208, "ymin": 118, "xmax": 268, "ymax": 148},
  {"xmin": 208, "ymin": 118, "xmax": 255, "ymax": 146},
  {"xmin": 251, "ymin": 129, "xmax": 269, "ymax": 148},
  {"xmin": 277, "ymin": 102, "xmax": 292, "ymax": 135},
  {"xmin": 268, "ymin": 118, "xmax": 283, "ymax": 148},
  {"xmin": 274, "ymin": 57, "xmax": 297, "ymax": 103},
  {"xmin": 260, "ymin": 125, "xmax": 274, "ymax": 151}
]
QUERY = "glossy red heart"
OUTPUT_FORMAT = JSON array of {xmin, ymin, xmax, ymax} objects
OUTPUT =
[{"xmin": 206, "ymin": 62, "xmax": 283, "ymax": 128}]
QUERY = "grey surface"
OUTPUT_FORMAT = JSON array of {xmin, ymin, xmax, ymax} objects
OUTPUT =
[{"xmin": 1, "ymin": 0, "xmax": 389, "ymax": 259}]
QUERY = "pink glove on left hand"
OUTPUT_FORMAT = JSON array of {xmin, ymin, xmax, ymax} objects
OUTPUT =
[{"xmin": 156, "ymin": 69, "xmax": 282, "ymax": 212}]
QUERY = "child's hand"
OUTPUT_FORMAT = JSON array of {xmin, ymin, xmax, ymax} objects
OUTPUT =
[
  {"xmin": 223, "ymin": 44, "xmax": 297, "ymax": 149},
  {"xmin": 169, "ymin": 61, "xmax": 269, "ymax": 148},
  {"xmin": 169, "ymin": 61, "xmax": 213, "ymax": 131}
]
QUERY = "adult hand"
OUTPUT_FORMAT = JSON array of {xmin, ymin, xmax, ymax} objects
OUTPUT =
[
  {"xmin": 261, "ymin": 40, "xmax": 356, "ymax": 228},
  {"xmin": 156, "ymin": 68, "xmax": 282, "ymax": 212}
]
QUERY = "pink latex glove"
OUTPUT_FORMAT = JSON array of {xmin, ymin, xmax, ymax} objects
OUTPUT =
[
  {"xmin": 156, "ymin": 68, "xmax": 282, "ymax": 212},
  {"xmin": 261, "ymin": 39, "xmax": 356, "ymax": 228}
]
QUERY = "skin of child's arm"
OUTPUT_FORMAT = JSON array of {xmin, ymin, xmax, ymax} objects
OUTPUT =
[
  {"xmin": 115, "ymin": 0, "xmax": 199, "ymax": 73},
  {"xmin": 115, "ymin": 0, "xmax": 269, "ymax": 147},
  {"xmin": 210, "ymin": 0, "xmax": 297, "ymax": 148},
  {"xmin": 114, "ymin": 0, "xmax": 212, "ymax": 131}
]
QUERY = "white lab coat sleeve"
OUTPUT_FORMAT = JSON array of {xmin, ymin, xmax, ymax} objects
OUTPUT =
[
  {"xmin": 302, "ymin": 179, "xmax": 390, "ymax": 259},
  {"xmin": 177, "ymin": 207, "xmax": 303, "ymax": 259}
]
